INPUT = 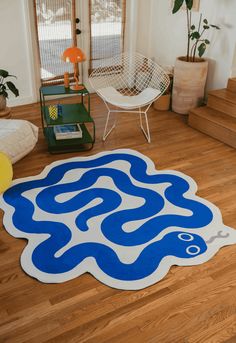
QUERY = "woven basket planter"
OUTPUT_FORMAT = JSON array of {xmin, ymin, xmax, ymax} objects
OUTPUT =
[{"xmin": 172, "ymin": 57, "xmax": 208, "ymax": 114}]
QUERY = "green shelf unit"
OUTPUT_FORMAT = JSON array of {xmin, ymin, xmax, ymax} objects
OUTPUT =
[
  {"xmin": 43, "ymin": 103, "xmax": 93, "ymax": 126},
  {"xmin": 40, "ymin": 84, "xmax": 95, "ymax": 153},
  {"xmin": 41, "ymin": 85, "xmax": 89, "ymax": 97},
  {"xmin": 44, "ymin": 125, "xmax": 94, "ymax": 153}
]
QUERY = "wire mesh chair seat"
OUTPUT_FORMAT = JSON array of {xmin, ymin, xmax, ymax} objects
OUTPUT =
[{"xmin": 89, "ymin": 52, "xmax": 170, "ymax": 143}]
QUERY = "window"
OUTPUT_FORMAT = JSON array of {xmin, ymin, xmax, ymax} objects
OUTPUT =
[
  {"xmin": 89, "ymin": 0, "xmax": 126, "ymax": 72},
  {"xmin": 34, "ymin": 0, "xmax": 76, "ymax": 85}
]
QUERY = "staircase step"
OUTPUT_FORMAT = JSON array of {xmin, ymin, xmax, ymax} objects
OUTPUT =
[
  {"xmin": 227, "ymin": 78, "xmax": 236, "ymax": 93},
  {"xmin": 188, "ymin": 106, "xmax": 236, "ymax": 148},
  {"xmin": 207, "ymin": 88, "xmax": 236, "ymax": 117}
]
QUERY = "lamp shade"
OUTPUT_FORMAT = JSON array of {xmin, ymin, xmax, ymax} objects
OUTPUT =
[{"xmin": 62, "ymin": 47, "xmax": 86, "ymax": 64}]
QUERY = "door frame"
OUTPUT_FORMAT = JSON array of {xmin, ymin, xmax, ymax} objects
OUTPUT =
[
  {"xmin": 76, "ymin": 0, "xmax": 91, "ymax": 91},
  {"xmin": 33, "ymin": 0, "xmax": 79, "ymax": 86}
]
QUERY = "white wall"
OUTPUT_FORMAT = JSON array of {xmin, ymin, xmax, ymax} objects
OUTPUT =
[
  {"xmin": 136, "ymin": 0, "xmax": 153, "ymax": 56},
  {"xmin": 0, "ymin": 0, "xmax": 37, "ymax": 107},
  {"xmin": 231, "ymin": 43, "xmax": 236, "ymax": 77},
  {"xmin": 125, "ymin": 0, "xmax": 138, "ymax": 53},
  {"xmin": 137, "ymin": 0, "xmax": 236, "ymax": 91}
]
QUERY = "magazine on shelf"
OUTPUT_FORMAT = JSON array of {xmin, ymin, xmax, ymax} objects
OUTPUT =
[{"xmin": 54, "ymin": 124, "xmax": 83, "ymax": 140}]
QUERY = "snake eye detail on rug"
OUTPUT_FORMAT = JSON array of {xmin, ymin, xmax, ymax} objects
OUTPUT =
[{"xmin": 0, "ymin": 149, "xmax": 236, "ymax": 290}]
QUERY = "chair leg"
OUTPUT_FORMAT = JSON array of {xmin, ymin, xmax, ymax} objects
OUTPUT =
[
  {"xmin": 102, "ymin": 102, "xmax": 151, "ymax": 143},
  {"xmin": 139, "ymin": 107, "xmax": 142, "ymax": 127},
  {"xmin": 103, "ymin": 110, "xmax": 116, "ymax": 141},
  {"xmin": 139, "ymin": 109, "xmax": 151, "ymax": 143}
]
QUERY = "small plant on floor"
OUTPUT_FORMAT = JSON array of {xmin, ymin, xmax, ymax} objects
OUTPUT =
[
  {"xmin": 172, "ymin": 0, "xmax": 220, "ymax": 61},
  {"xmin": 0, "ymin": 69, "xmax": 19, "ymax": 111},
  {"xmin": 0, "ymin": 69, "xmax": 19, "ymax": 99}
]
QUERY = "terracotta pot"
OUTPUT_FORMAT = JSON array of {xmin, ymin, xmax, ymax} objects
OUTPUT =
[
  {"xmin": 0, "ymin": 95, "xmax": 6, "ymax": 111},
  {"xmin": 172, "ymin": 56, "xmax": 208, "ymax": 114},
  {"xmin": 153, "ymin": 94, "xmax": 171, "ymax": 111}
]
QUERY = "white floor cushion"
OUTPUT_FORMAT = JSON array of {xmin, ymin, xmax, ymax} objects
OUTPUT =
[
  {"xmin": 97, "ymin": 86, "xmax": 161, "ymax": 109},
  {"xmin": 0, "ymin": 119, "xmax": 38, "ymax": 164}
]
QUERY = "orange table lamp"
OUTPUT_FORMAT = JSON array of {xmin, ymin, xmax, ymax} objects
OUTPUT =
[{"xmin": 62, "ymin": 47, "xmax": 86, "ymax": 91}]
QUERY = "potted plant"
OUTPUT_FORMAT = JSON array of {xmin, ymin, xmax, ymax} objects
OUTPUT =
[
  {"xmin": 0, "ymin": 69, "xmax": 19, "ymax": 117},
  {"xmin": 153, "ymin": 74, "xmax": 173, "ymax": 111},
  {"xmin": 172, "ymin": 0, "xmax": 220, "ymax": 114}
]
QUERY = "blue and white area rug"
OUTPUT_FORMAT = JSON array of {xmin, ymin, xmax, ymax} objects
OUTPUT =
[{"xmin": 0, "ymin": 149, "xmax": 236, "ymax": 290}]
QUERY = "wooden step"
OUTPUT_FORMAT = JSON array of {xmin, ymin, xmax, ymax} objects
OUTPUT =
[
  {"xmin": 207, "ymin": 88, "xmax": 236, "ymax": 117},
  {"xmin": 227, "ymin": 78, "xmax": 236, "ymax": 93},
  {"xmin": 188, "ymin": 106, "xmax": 236, "ymax": 148}
]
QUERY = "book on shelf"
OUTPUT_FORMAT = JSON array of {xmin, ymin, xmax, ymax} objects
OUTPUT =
[{"xmin": 54, "ymin": 124, "xmax": 82, "ymax": 140}]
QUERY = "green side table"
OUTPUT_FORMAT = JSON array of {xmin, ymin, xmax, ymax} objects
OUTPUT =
[{"xmin": 40, "ymin": 85, "xmax": 95, "ymax": 153}]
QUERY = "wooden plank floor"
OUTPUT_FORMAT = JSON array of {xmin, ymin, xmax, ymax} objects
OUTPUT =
[{"xmin": 1, "ymin": 94, "xmax": 236, "ymax": 343}]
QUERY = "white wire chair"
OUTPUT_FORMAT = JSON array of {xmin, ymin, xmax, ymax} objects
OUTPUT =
[{"xmin": 89, "ymin": 52, "xmax": 170, "ymax": 143}]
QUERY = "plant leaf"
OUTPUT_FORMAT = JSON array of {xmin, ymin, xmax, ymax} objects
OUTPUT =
[
  {"xmin": 198, "ymin": 43, "xmax": 207, "ymax": 57},
  {"xmin": 0, "ymin": 90, "xmax": 8, "ymax": 98},
  {"xmin": 6, "ymin": 81, "xmax": 19, "ymax": 97},
  {"xmin": 0, "ymin": 84, "xmax": 6, "ymax": 91},
  {"xmin": 0, "ymin": 69, "xmax": 9, "ymax": 78},
  {"xmin": 190, "ymin": 33, "xmax": 195, "ymax": 40},
  {"xmin": 203, "ymin": 25, "xmax": 210, "ymax": 29},
  {"xmin": 203, "ymin": 19, "xmax": 208, "ymax": 24},
  {"xmin": 191, "ymin": 31, "xmax": 201, "ymax": 39},
  {"xmin": 191, "ymin": 25, "xmax": 195, "ymax": 30},
  {"xmin": 211, "ymin": 24, "xmax": 220, "ymax": 29},
  {"xmin": 205, "ymin": 39, "xmax": 210, "ymax": 44},
  {"xmin": 172, "ymin": 0, "xmax": 184, "ymax": 13},
  {"xmin": 185, "ymin": 0, "xmax": 193, "ymax": 10}
]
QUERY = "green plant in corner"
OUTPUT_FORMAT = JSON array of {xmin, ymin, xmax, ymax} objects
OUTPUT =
[
  {"xmin": 0, "ymin": 69, "xmax": 19, "ymax": 99},
  {"xmin": 172, "ymin": 0, "xmax": 220, "ymax": 62}
]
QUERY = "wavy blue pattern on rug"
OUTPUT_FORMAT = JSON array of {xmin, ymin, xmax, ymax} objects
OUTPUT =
[{"xmin": 2, "ymin": 149, "xmax": 234, "ymax": 289}]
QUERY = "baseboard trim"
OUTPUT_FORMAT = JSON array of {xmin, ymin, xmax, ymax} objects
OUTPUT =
[{"xmin": 8, "ymin": 96, "xmax": 36, "ymax": 107}]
